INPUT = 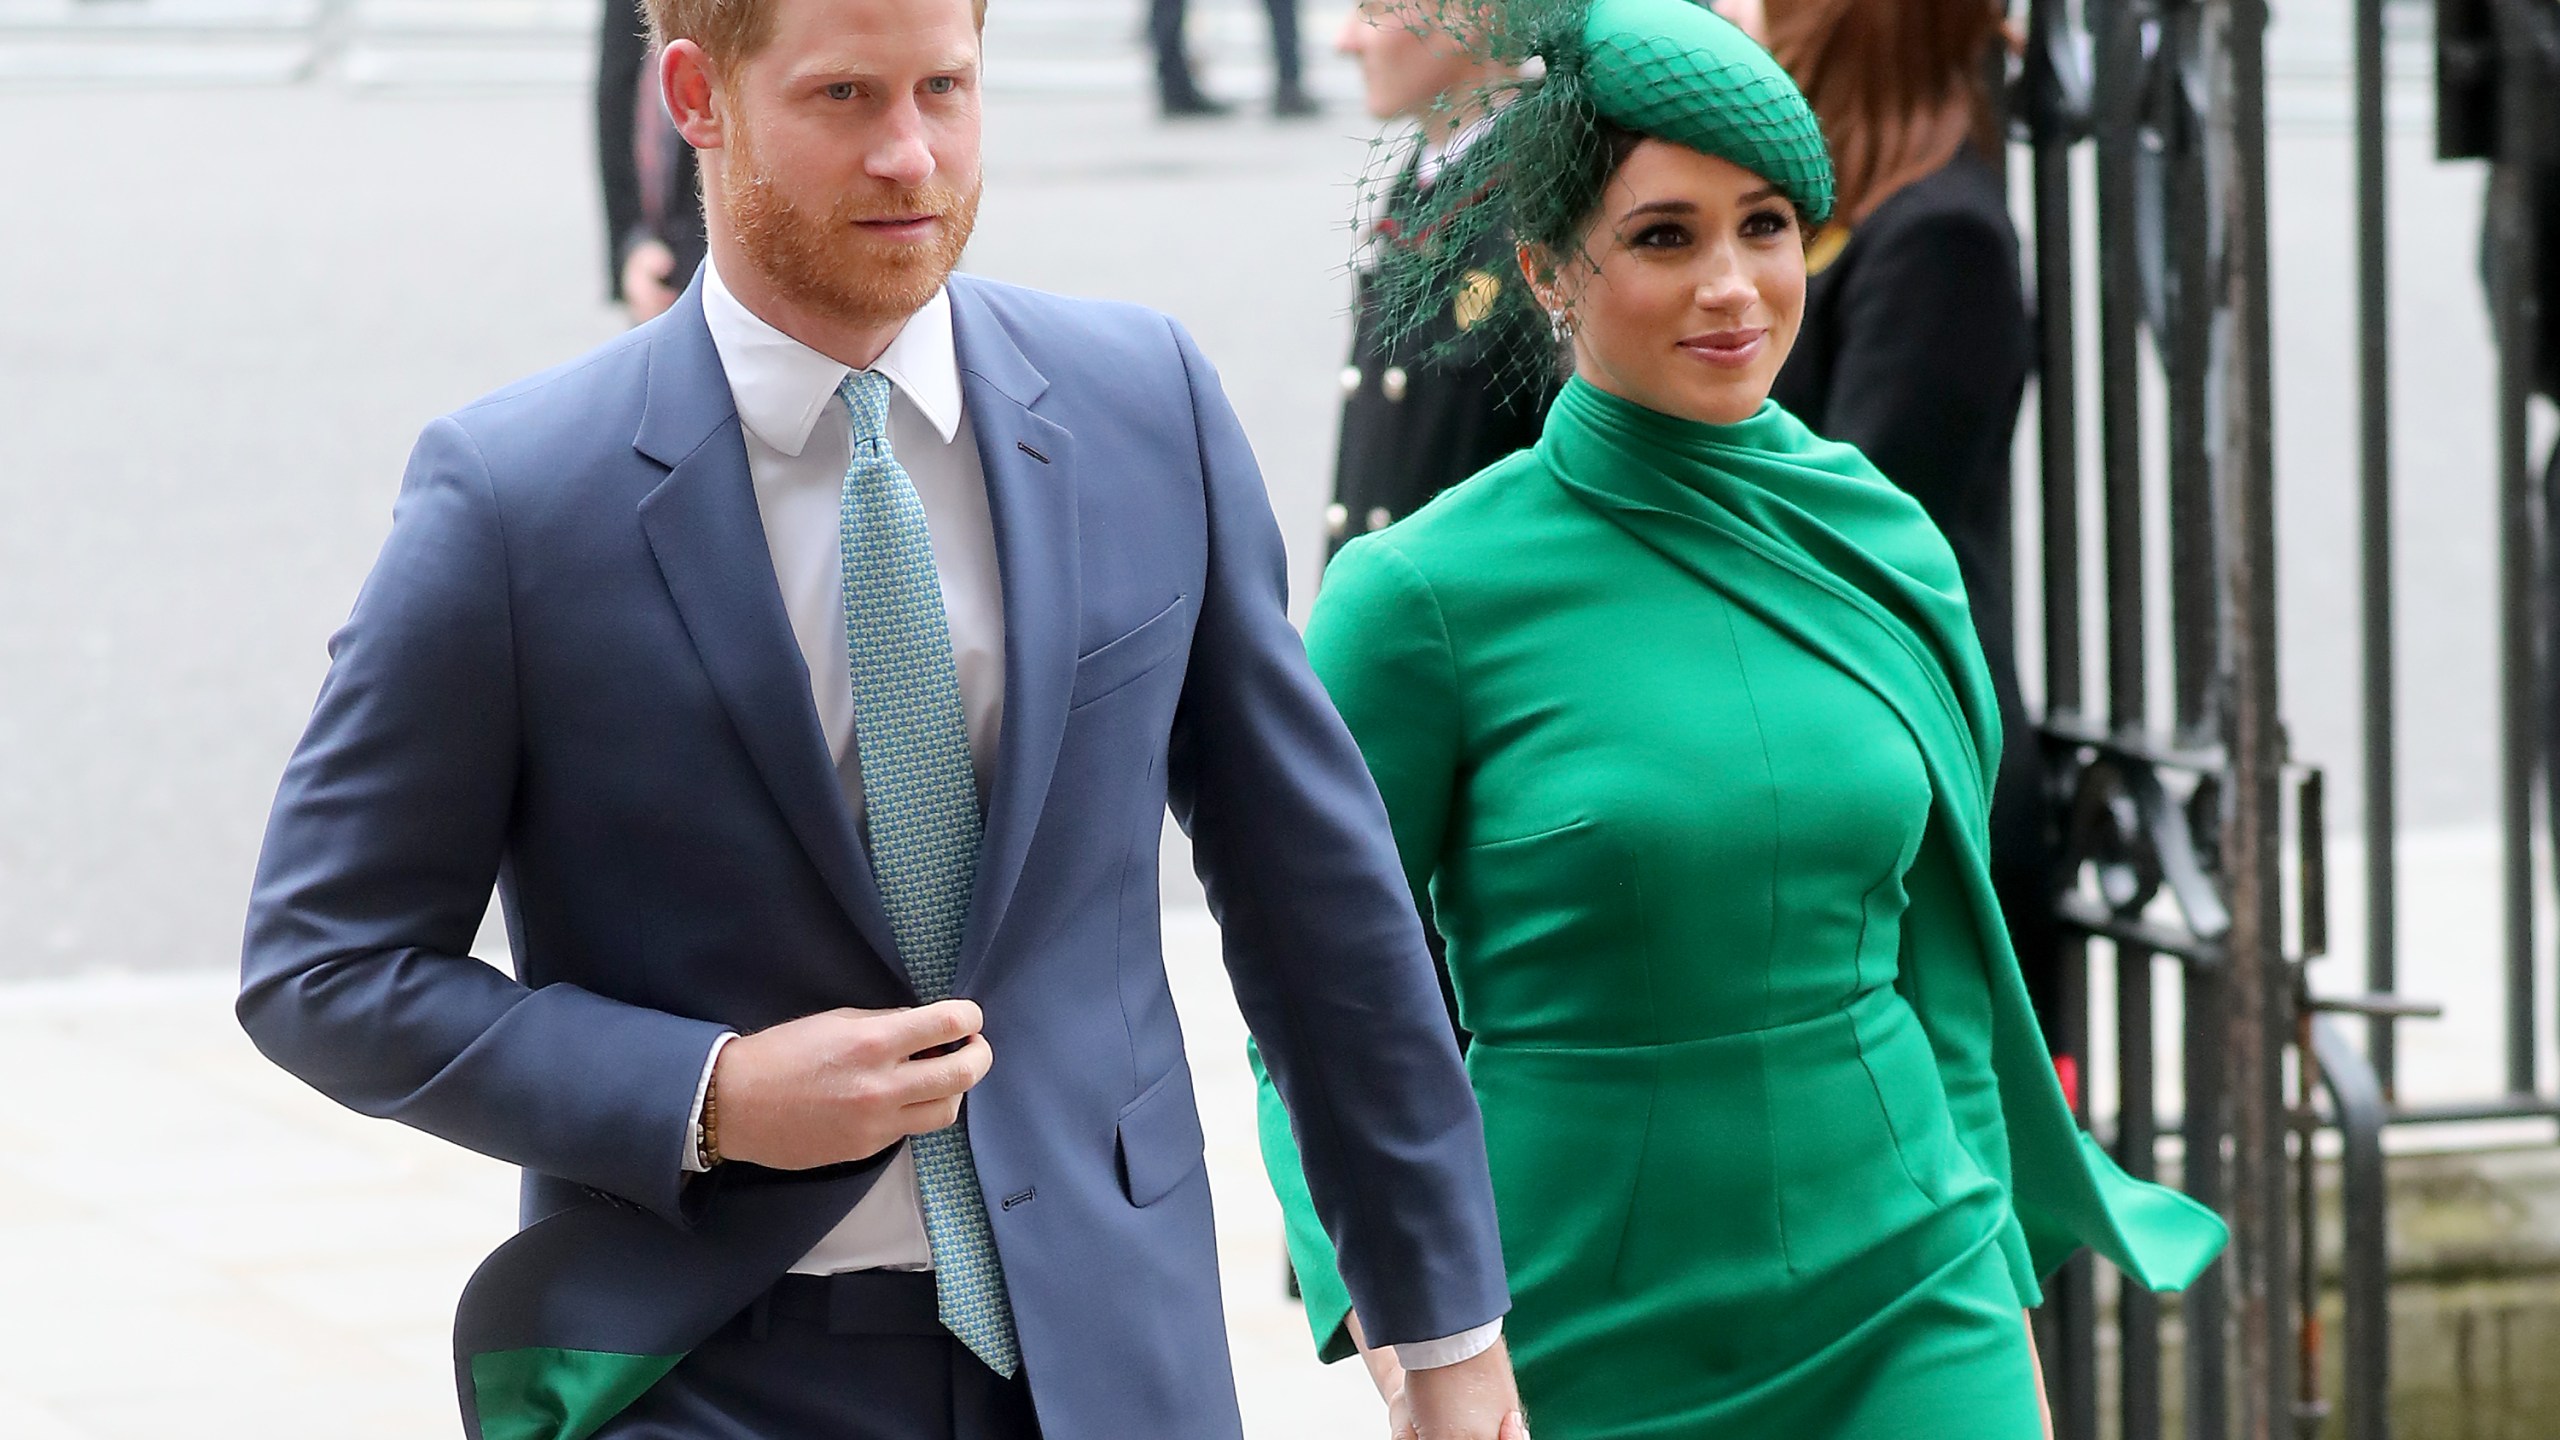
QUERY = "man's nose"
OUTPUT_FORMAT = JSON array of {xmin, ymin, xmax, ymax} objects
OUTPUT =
[{"xmin": 866, "ymin": 106, "xmax": 937, "ymax": 188}]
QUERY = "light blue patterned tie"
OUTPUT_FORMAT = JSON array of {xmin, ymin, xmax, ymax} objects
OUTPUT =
[{"xmin": 837, "ymin": 370, "xmax": 1022, "ymax": 1378}]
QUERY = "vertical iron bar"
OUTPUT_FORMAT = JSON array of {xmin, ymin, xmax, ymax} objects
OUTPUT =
[
  {"xmin": 2027, "ymin": 2, "xmax": 2098, "ymax": 1427},
  {"xmin": 2489, "ymin": 4, "xmax": 2539, "ymax": 1098},
  {"xmin": 2051, "ymin": 930, "xmax": 2101, "ymax": 1440},
  {"xmin": 2213, "ymin": 0, "xmax": 2297, "ymax": 1429},
  {"xmin": 2118, "ymin": 946, "xmax": 2163, "ymax": 1440},
  {"xmin": 2184, "ymin": 965, "xmax": 2231, "ymax": 1440},
  {"xmin": 2311, "ymin": 1020, "xmax": 2394, "ymax": 1440},
  {"xmin": 2096, "ymin": 0, "xmax": 2151, "ymax": 733},
  {"xmin": 2164, "ymin": 0, "xmax": 2222, "ymax": 742},
  {"xmin": 2035, "ymin": 0, "xmax": 2088, "ymax": 721},
  {"xmin": 2352, "ymin": 0, "xmax": 2400, "ymax": 1096}
]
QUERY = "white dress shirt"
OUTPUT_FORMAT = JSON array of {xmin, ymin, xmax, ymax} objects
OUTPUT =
[
  {"xmin": 685, "ymin": 260, "xmax": 1499, "ymax": 1367},
  {"xmin": 696, "ymin": 258, "xmax": 999, "ymax": 1275}
]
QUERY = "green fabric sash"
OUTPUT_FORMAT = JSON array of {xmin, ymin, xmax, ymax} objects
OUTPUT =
[
  {"xmin": 469, "ymin": 1347, "xmax": 685, "ymax": 1440},
  {"xmin": 1534, "ymin": 376, "xmax": 2226, "ymax": 1297}
]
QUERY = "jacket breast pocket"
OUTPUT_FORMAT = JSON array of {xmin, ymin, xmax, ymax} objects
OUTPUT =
[
  {"xmin": 1068, "ymin": 595, "xmax": 1192, "ymax": 711},
  {"xmin": 1115, "ymin": 1062, "xmax": 1207, "ymax": 1207}
]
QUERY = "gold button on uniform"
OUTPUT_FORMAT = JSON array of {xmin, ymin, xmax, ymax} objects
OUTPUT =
[
  {"xmin": 1339, "ymin": 365, "xmax": 1362, "ymax": 396},
  {"xmin": 1381, "ymin": 367, "xmax": 1409, "ymax": 402}
]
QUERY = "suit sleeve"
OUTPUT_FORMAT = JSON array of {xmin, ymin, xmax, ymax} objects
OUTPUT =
[
  {"xmin": 1250, "ymin": 536, "xmax": 1466, "ymax": 1359},
  {"xmin": 1159, "ymin": 320, "xmax": 1509, "ymax": 1353},
  {"xmin": 238, "ymin": 417, "xmax": 727, "ymax": 1227}
]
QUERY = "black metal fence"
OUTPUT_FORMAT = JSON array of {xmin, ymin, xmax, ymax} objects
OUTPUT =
[{"xmin": 2017, "ymin": 1, "xmax": 2560, "ymax": 1437}]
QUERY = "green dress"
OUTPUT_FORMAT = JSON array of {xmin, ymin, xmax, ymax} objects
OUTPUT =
[{"xmin": 1254, "ymin": 378, "xmax": 2225, "ymax": 1438}]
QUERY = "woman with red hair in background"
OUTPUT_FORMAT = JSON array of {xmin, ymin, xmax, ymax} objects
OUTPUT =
[{"xmin": 1748, "ymin": 0, "xmax": 2070, "ymax": 1076}]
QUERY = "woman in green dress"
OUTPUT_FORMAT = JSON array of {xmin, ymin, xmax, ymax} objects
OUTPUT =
[{"xmin": 1251, "ymin": 1, "xmax": 2227, "ymax": 1434}]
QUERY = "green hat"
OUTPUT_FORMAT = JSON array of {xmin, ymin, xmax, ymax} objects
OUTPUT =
[
  {"xmin": 1577, "ymin": 0, "xmax": 1834, "ymax": 223},
  {"xmin": 1361, "ymin": 0, "xmax": 1834, "ymax": 393}
]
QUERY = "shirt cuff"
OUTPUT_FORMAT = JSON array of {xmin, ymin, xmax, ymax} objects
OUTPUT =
[
  {"xmin": 681, "ymin": 1032, "xmax": 740, "ymax": 1174},
  {"xmin": 1391, "ymin": 1319, "xmax": 1503, "ymax": 1371}
]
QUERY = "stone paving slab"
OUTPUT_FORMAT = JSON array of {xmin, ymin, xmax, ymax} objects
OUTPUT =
[{"xmin": 0, "ymin": 911, "xmax": 1382, "ymax": 1437}]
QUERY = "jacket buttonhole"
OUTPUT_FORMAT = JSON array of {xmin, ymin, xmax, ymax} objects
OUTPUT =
[
  {"xmin": 1002, "ymin": 1187, "xmax": 1037, "ymax": 1211},
  {"xmin": 1015, "ymin": 441, "xmax": 1051, "ymax": 465}
]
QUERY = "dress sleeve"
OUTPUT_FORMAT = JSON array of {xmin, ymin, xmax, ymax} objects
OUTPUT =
[
  {"xmin": 1896, "ymin": 830, "xmax": 2043, "ymax": 1304},
  {"xmin": 1251, "ymin": 536, "xmax": 1465, "ymax": 1361},
  {"xmin": 1899, "ymin": 822, "xmax": 2230, "ymax": 1307}
]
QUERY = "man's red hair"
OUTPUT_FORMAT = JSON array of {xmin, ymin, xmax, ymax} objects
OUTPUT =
[{"xmin": 644, "ymin": 0, "xmax": 987, "ymax": 69}]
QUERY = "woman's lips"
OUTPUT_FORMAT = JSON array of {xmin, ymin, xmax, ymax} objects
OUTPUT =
[{"xmin": 1679, "ymin": 327, "xmax": 1767, "ymax": 369}]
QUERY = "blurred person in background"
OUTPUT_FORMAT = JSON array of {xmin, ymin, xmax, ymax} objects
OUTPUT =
[
  {"xmin": 1307, "ymin": 0, "xmax": 1557, "ymax": 1068},
  {"xmin": 1325, "ymin": 0, "xmax": 1557, "ymax": 568},
  {"xmin": 240, "ymin": 0, "xmax": 1528, "ymax": 1433},
  {"xmin": 1153, "ymin": 0, "xmax": 1317, "ymax": 117},
  {"xmin": 1747, "ymin": 0, "xmax": 2071, "ymax": 1076},
  {"xmin": 601, "ymin": 0, "xmax": 708, "ymax": 322}
]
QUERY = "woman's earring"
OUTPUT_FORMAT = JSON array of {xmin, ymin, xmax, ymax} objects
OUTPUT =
[{"xmin": 1548, "ymin": 307, "xmax": 1574, "ymax": 344}]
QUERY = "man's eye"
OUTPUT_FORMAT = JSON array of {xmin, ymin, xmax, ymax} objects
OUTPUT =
[
  {"xmin": 825, "ymin": 82, "xmax": 858, "ymax": 100},
  {"xmin": 924, "ymin": 76, "xmax": 958, "ymax": 95}
]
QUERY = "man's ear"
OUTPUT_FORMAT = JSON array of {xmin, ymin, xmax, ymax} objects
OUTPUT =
[{"xmin": 662, "ymin": 39, "xmax": 725, "ymax": 152}]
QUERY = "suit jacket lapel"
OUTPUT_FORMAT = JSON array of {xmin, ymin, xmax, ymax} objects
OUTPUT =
[
  {"xmin": 949, "ymin": 279, "xmax": 1078, "ymax": 989},
  {"xmin": 631, "ymin": 284, "xmax": 909, "ymax": 988}
]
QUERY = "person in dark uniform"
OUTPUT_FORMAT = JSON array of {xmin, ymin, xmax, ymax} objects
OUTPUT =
[
  {"xmin": 1153, "ymin": 0, "xmax": 1318, "ymax": 117},
  {"xmin": 1327, "ymin": 0, "xmax": 1558, "ymax": 564},
  {"xmin": 1754, "ymin": 0, "xmax": 2071, "ymax": 1064},
  {"xmin": 599, "ymin": 0, "xmax": 707, "ymax": 322}
]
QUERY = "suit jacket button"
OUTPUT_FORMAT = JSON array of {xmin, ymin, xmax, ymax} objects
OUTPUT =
[
  {"xmin": 1339, "ymin": 365, "xmax": 1363, "ymax": 396},
  {"xmin": 1366, "ymin": 507, "xmax": 1393, "ymax": 532},
  {"xmin": 1381, "ymin": 366, "xmax": 1409, "ymax": 402},
  {"xmin": 1325, "ymin": 503, "xmax": 1350, "ymax": 540}
]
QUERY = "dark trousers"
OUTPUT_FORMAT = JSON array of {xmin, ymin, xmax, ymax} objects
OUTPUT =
[
  {"xmin": 599, "ymin": 1273, "xmax": 1041, "ymax": 1440},
  {"xmin": 1149, "ymin": 0, "xmax": 1301, "ymax": 97}
]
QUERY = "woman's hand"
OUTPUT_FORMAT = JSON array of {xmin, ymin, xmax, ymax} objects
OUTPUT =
[
  {"xmin": 2025, "ymin": 1311, "xmax": 2055, "ymax": 1440},
  {"xmin": 1346, "ymin": 1312, "xmax": 1411, "ymax": 1407}
]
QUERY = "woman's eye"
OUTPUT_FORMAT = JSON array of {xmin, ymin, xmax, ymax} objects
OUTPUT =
[
  {"xmin": 924, "ymin": 75, "xmax": 958, "ymax": 95},
  {"xmin": 1740, "ymin": 208, "xmax": 1793, "ymax": 239},
  {"xmin": 824, "ymin": 82, "xmax": 858, "ymax": 101},
  {"xmin": 1630, "ymin": 223, "xmax": 1691, "ymax": 250}
]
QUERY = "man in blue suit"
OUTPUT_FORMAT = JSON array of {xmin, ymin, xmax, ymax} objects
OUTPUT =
[{"xmin": 236, "ymin": 0, "xmax": 1520, "ymax": 1434}]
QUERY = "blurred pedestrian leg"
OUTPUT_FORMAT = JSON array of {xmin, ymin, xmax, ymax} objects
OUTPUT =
[{"xmin": 1152, "ymin": 0, "xmax": 1313, "ymax": 117}]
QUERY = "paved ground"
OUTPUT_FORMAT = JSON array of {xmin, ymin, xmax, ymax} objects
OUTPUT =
[{"xmin": 0, "ymin": 914, "xmax": 1385, "ymax": 1437}]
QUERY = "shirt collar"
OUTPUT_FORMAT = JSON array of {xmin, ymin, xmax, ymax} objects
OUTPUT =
[
  {"xmin": 701, "ymin": 257, "xmax": 965, "ymax": 457},
  {"xmin": 1416, "ymin": 105, "xmax": 1502, "ymax": 189}
]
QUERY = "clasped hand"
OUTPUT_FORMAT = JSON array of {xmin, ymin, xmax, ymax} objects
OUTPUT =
[
  {"xmin": 711, "ymin": 1000, "xmax": 992, "ymax": 1170},
  {"xmin": 1351, "ymin": 1316, "xmax": 1531, "ymax": 1440}
]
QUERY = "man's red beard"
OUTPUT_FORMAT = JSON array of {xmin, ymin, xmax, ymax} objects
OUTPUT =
[{"xmin": 722, "ymin": 122, "xmax": 981, "ymax": 330}]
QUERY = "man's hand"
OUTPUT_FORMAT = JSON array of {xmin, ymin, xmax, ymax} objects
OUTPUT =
[
  {"xmin": 621, "ymin": 239, "xmax": 679, "ymax": 324},
  {"xmin": 711, "ymin": 1001, "xmax": 992, "ymax": 1170},
  {"xmin": 1399, "ymin": 1337, "xmax": 1529, "ymax": 1440}
]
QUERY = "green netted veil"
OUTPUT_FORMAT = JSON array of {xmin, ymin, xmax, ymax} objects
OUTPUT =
[{"xmin": 1369, "ymin": 0, "xmax": 1834, "ymax": 385}]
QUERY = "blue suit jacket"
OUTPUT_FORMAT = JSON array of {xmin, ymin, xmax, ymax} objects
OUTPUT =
[{"xmin": 239, "ymin": 275, "xmax": 1507, "ymax": 1440}]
